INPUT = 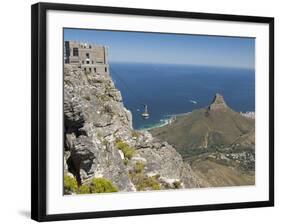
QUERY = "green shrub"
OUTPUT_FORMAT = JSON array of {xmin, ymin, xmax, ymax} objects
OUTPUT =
[
  {"xmin": 173, "ymin": 181, "xmax": 181, "ymax": 189},
  {"xmin": 132, "ymin": 131, "xmax": 140, "ymax": 139},
  {"xmin": 83, "ymin": 96, "xmax": 91, "ymax": 101},
  {"xmin": 100, "ymin": 94, "xmax": 110, "ymax": 102},
  {"xmin": 123, "ymin": 158, "xmax": 129, "ymax": 166},
  {"xmin": 115, "ymin": 140, "xmax": 136, "ymax": 159},
  {"xmin": 64, "ymin": 79, "xmax": 73, "ymax": 86},
  {"xmin": 121, "ymin": 146, "xmax": 135, "ymax": 159},
  {"xmin": 154, "ymin": 174, "xmax": 161, "ymax": 179},
  {"xmin": 134, "ymin": 162, "xmax": 145, "ymax": 173},
  {"xmin": 136, "ymin": 176, "xmax": 161, "ymax": 191},
  {"xmin": 78, "ymin": 185, "xmax": 91, "ymax": 194},
  {"xmin": 129, "ymin": 171, "xmax": 161, "ymax": 191},
  {"xmin": 91, "ymin": 178, "xmax": 118, "ymax": 193},
  {"xmin": 64, "ymin": 175, "xmax": 78, "ymax": 193},
  {"xmin": 115, "ymin": 140, "xmax": 127, "ymax": 150}
]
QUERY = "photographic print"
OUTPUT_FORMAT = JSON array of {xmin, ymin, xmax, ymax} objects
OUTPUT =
[
  {"xmin": 31, "ymin": 3, "xmax": 274, "ymax": 221},
  {"xmin": 63, "ymin": 28, "xmax": 256, "ymax": 195}
]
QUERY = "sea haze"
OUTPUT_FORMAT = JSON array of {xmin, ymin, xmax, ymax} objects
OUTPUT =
[{"xmin": 110, "ymin": 62, "xmax": 255, "ymax": 130}]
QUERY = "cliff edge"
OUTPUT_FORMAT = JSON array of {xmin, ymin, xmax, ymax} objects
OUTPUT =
[{"xmin": 63, "ymin": 65, "xmax": 202, "ymax": 194}]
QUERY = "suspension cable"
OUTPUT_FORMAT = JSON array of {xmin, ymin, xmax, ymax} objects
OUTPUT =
[{"xmin": 109, "ymin": 66, "xmax": 147, "ymax": 106}]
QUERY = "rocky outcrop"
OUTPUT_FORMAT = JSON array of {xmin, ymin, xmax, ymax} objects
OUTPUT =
[
  {"xmin": 208, "ymin": 93, "xmax": 229, "ymax": 112},
  {"xmin": 64, "ymin": 65, "xmax": 201, "ymax": 193}
]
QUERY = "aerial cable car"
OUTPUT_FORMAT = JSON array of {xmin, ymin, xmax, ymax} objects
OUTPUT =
[
  {"xmin": 110, "ymin": 66, "xmax": 150, "ymax": 119},
  {"xmin": 141, "ymin": 104, "xmax": 149, "ymax": 119}
]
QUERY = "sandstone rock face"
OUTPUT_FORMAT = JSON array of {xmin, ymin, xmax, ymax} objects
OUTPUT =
[
  {"xmin": 64, "ymin": 65, "xmax": 201, "ymax": 193},
  {"xmin": 208, "ymin": 93, "xmax": 228, "ymax": 112}
]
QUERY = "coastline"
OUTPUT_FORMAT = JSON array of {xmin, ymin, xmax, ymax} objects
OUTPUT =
[
  {"xmin": 137, "ymin": 111, "xmax": 255, "ymax": 131},
  {"xmin": 138, "ymin": 112, "xmax": 191, "ymax": 131}
]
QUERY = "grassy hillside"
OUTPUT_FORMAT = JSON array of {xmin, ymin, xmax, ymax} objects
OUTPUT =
[
  {"xmin": 150, "ymin": 97, "xmax": 254, "ymax": 159},
  {"xmin": 190, "ymin": 159, "xmax": 254, "ymax": 187},
  {"xmin": 149, "ymin": 94, "xmax": 255, "ymax": 187}
]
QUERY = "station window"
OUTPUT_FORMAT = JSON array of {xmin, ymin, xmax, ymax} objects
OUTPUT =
[{"xmin": 73, "ymin": 48, "xmax": 79, "ymax": 56}]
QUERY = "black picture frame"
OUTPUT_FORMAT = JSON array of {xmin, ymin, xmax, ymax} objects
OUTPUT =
[{"xmin": 31, "ymin": 2, "xmax": 274, "ymax": 222}]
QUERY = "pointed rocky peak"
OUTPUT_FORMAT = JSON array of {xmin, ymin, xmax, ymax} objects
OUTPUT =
[{"xmin": 208, "ymin": 93, "xmax": 228, "ymax": 112}]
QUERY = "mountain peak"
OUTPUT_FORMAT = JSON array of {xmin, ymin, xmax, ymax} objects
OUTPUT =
[{"xmin": 208, "ymin": 93, "xmax": 228, "ymax": 112}]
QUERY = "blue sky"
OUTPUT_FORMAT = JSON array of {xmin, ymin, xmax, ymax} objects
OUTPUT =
[{"xmin": 64, "ymin": 28, "xmax": 255, "ymax": 69}]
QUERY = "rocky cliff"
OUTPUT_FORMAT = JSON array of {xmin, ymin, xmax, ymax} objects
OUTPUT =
[
  {"xmin": 208, "ymin": 93, "xmax": 229, "ymax": 112},
  {"xmin": 63, "ymin": 65, "xmax": 201, "ymax": 194}
]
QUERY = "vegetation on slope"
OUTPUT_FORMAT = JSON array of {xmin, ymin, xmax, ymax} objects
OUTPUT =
[
  {"xmin": 149, "ymin": 94, "xmax": 255, "ymax": 187},
  {"xmin": 115, "ymin": 139, "xmax": 136, "ymax": 159},
  {"xmin": 129, "ymin": 162, "xmax": 161, "ymax": 191},
  {"xmin": 150, "ymin": 108, "xmax": 254, "ymax": 159},
  {"xmin": 64, "ymin": 176, "xmax": 118, "ymax": 194}
]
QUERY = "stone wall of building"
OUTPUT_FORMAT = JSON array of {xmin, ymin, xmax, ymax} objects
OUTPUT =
[{"xmin": 65, "ymin": 41, "xmax": 109, "ymax": 75}]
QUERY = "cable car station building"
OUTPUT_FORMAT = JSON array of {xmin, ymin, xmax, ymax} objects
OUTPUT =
[{"xmin": 64, "ymin": 41, "xmax": 109, "ymax": 75}]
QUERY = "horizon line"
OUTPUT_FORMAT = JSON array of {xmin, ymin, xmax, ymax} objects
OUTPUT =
[{"xmin": 109, "ymin": 61, "xmax": 255, "ymax": 70}]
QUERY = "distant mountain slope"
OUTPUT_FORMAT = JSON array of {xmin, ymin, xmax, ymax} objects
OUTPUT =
[
  {"xmin": 150, "ymin": 94, "xmax": 255, "ymax": 187},
  {"xmin": 150, "ymin": 94, "xmax": 255, "ymax": 158},
  {"xmin": 191, "ymin": 159, "xmax": 254, "ymax": 187}
]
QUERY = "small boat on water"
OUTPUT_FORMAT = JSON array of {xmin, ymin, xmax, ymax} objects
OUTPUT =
[
  {"xmin": 141, "ymin": 104, "xmax": 149, "ymax": 119},
  {"xmin": 189, "ymin": 100, "xmax": 197, "ymax": 104}
]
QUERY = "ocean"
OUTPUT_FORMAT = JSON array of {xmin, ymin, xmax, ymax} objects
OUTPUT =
[{"xmin": 110, "ymin": 62, "xmax": 255, "ymax": 130}]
